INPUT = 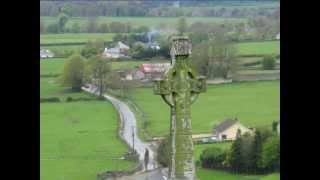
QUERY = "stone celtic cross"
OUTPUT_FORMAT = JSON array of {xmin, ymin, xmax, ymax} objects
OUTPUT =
[{"xmin": 154, "ymin": 36, "xmax": 206, "ymax": 180}]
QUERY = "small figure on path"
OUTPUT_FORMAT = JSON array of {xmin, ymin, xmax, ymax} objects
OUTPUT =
[{"xmin": 144, "ymin": 148, "xmax": 149, "ymax": 171}]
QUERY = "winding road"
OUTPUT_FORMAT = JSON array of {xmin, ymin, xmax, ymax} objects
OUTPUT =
[{"xmin": 82, "ymin": 85, "xmax": 158, "ymax": 171}]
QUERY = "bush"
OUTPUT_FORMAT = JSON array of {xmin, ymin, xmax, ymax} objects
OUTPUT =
[
  {"xmin": 200, "ymin": 147, "xmax": 226, "ymax": 169},
  {"xmin": 157, "ymin": 135, "xmax": 170, "ymax": 167},
  {"xmin": 65, "ymin": 97, "xmax": 95, "ymax": 102},
  {"xmin": 40, "ymin": 97, "xmax": 61, "ymax": 103},
  {"xmin": 47, "ymin": 23, "xmax": 60, "ymax": 33},
  {"xmin": 65, "ymin": 96, "xmax": 73, "ymax": 102},
  {"xmin": 262, "ymin": 55, "xmax": 276, "ymax": 70}
]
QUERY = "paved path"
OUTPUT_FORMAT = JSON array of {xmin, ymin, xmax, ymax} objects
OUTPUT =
[{"xmin": 82, "ymin": 85, "xmax": 157, "ymax": 172}]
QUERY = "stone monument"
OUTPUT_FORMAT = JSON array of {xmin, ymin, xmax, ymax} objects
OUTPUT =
[{"xmin": 153, "ymin": 36, "xmax": 206, "ymax": 180}]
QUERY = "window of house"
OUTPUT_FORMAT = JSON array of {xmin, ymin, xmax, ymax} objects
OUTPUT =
[{"xmin": 222, "ymin": 134, "xmax": 227, "ymax": 140}]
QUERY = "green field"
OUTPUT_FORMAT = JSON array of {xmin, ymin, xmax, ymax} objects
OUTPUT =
[
  {"xmin": 40, "ymin": 58, "xmax": 167, "ymax": 74},
  {"xmin": 40, "ymin": 33, "xmax": 115, "ymax": 44},
  {"xmin": 41, "ymin": 16, "xmax": 247, "ymax": 29},
  {"xmin": 41, "ymin": 60, "xmax": 137, "ymax": 180},
  {"xmin": 236, "ymin": 41, "xmax": 280, "ymax": 56},
  {"xmin": 130, "ymin": 80, "xmax": 280, "ymax": 137},
  {"xmin": 41, "ymin": 101, "xmax": 136, "ymax": 180},
  {"xmin": 41, "ymin": 45, "xmax": 84, "ymax": 53}
]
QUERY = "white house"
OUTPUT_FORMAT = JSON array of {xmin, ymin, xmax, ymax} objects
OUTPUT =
[
  {"xmin": 103, "ymin": 47, "xmax": 121, "ymax": 58},
  {"xmin": 102, "ymin": 41, "xmax": 130, "ymax": 59},
  {"xmin": 40, "ymin": 49, "xmax": 54, "ymax": 59},
  {"xmin": 213, "ymin": 118, "xmax": 253, "ymax": 141}
]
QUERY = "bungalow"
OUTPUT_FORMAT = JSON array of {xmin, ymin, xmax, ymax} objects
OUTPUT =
[{"xmin": 213, "ymin": 118, "xmax": 253, "ymax": 141}]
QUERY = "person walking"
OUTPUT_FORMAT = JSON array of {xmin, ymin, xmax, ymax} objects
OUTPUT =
[{"xmin": 144, "ymin": 148, "xmax": 149, "ymax": 171}]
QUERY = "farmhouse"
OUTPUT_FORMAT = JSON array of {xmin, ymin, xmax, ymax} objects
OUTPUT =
[
  {"xmin": 40, "ymin": 49, "xmax": 54, "ymax": 59},
  {"xmin": 276, "ymin": 33, "xmax": 280, "ymax": 40},
  {"xmin": 213, "ymin": 118, "xmax": 253, "ymax": 141},
  {"xmin": 103, "ymin": 41, "xmax": 130, "ymax": 59}
]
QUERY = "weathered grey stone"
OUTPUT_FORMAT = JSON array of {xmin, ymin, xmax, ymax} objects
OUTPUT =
[{"xmin": 153, "ymin": 36, "xmax": 206, "ymax": 180}]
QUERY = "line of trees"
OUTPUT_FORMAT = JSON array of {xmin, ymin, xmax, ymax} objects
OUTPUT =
[
  {"xmin": 191, "ymin": 32, "xmax": 238, "ymax": 79},
  {"xmin": 41, "ymin": 19, "xmax": 150, "ymax": 34},
  {"xmin": 59, "ymin": 49, "xmax": 138, "ymax": 99},
  {"xmin": 40, "ymin": 1, "xmax": 279, "ymax": 18},
  {"xmin": 200, "ymin": 128, "xmax": 280, "ymax": 174}
]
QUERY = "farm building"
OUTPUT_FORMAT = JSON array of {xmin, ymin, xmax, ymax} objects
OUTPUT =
[
  {"xmin": 139, "ymin": 63, "xmax": 171, "ymax": 79},
  {"xmin": 276, "ymin": 33, "xmax": 280, "ymax": 40},
  {"xmin": 102, "ymin": 41, "xmax": 130, "ymax": 59},
  {"xmin": 213, "ymin": 118, "xmax": 253, "ymax": 141},
  {"xmin": 40, "ymin": 49, "xmax": 54, "ymax": 59}
]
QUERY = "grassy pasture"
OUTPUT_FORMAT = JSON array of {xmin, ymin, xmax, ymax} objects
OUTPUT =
[
  {"xmin": 40, "ymin": 33, "xmax": 115, "ymax": 44},
  {"xmin": 41, "ymin": 45, "xmax": 84, "ymax": 53},
  {"xmin": 40, "ymin": 58, "xmax": 167, "ymax": 74},
  {"xmin": 236, "ymin": 41, "xmax": 280, "ymax": 56},
  {"xmin": 41, "ymin": 16, "xmax": 247, "ymax": 29},
  {"xmin": 41, "ymin": 101, "xmax": 136, "ymax": 180},
  {"xmin": 40, "ymin": 60, "xmax": 137, "ymax": 180},
  {"xmin": 130, "ymin": 80, "xmax": 280, "ymax": 137}
]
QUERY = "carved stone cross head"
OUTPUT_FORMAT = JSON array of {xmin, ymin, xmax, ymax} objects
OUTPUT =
[{"xmin": 170, "ymin": 36, "xmax": 192, "ymax": 57}]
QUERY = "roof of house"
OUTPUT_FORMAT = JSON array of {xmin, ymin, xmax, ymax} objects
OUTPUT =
[
  {"xmin": 117, "ymin": 41, "xmax": 130, "ymax": 49},
  {"xmin": 104, "ymin": 47, "xmax": 120, "ymax": 54},
  {"xmin": 214, "ymin": 118, "xmax": 239, "ymax": 133},
  {"xmin": 139, "ymin": 63, "xmax": 171, "ymax": 73}
]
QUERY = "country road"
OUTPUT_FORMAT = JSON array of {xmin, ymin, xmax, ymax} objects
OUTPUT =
[{"xmin": 82, "ymin": 85, "xmax": 158, "ymax": 171}]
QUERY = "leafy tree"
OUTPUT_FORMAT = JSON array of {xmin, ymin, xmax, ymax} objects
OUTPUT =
[
  {"xmin": 229, "ymin": 129, "xmax": 244, "ymax": 173},
  {"xmin": 259, "ymin": 136, "xmax": 280, "ymax": 172},
  {"xmin": 157, "ymin": 135, "xmax": 170, "ymax": 167},
  {"xmin": 262, "ymin": 55, "xmax": 276, "ymax": 70},
  {"xmin": 57, "ymin": 12, "xmax": 69, "ymax": 33},
  {"xmin": 60, "ymin": 54, "xmax": 85, "ymax": 91},
  {"xmin": 177, "ymin": 17, "xmax": 187, "ymax": 35},
  {"xmin": 251, "ymin": 129, "xmax": 263, "ymax": 173},
  {"xmin": 86, "ymin": 17, "xmax": 98, "ymax": 33},
  {"xmin": 200, "ymin": 147, "xmax": 226, "ymax": 169},
  {"xmin": 113, "ymin": 33, "xmax": 127, "ymax": 43},
  {"xmin": 81, "ymin": 40, "xmax": 105, "ymax": 59},
  {"xmin": 40, "ymin": 21, "xmax": 46, "ymax": 34},
  {"xmin": 109, "ymin": 21, "xmax": 126, "ymax": 33},
  {"xmin": 99, "ymin": 23, "xmax": 109, "ymax": 33},
  {"xmin": 133, "ymin": 25, "xmax": 149, "ymax": 33},
  {"xmin": 241, "ymin": 133, "xmax": 255, "ymax": 173},
  {"xmin": 47, "ymin": 23, "xmax": 60, "ymax": 33},
  {"xmin": 71, "ymin": 22, "xmax": 80, "ymax": 33},
  {"xmin": 189, "ymin": 32, "xmax": 209, "ymax": 45},
  {"xmin": 192, "ymin": 33, "xmax": 237, "ymax": 79},
  {"xmin": 272, "ymin": 120, "xmax": 279, "ymax": 134},
  {"xmin": 86, "ymin": 55, "xmax": 111, "ymax": 98},
  {"xmin": 259, "ymin": 127, "xmax": 274, "ymax": 142}
]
